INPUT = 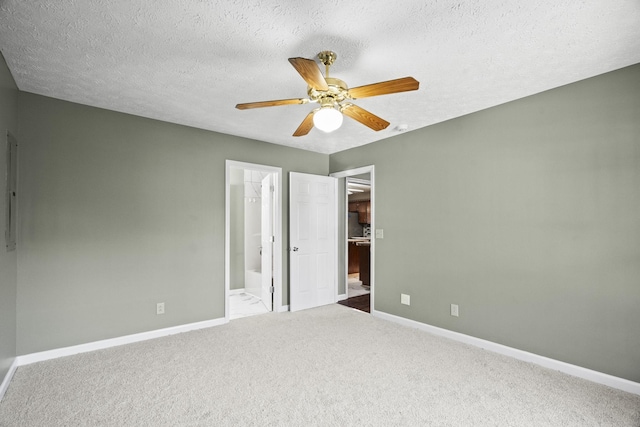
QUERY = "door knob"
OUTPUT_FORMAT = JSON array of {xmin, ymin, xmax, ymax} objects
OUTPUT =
[{"xmin": 291, "ymin": 247, "xmax": 299, "ymax": 252}]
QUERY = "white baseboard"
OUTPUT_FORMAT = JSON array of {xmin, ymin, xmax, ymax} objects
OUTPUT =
[
  {"xmin": 0, "ymin": 358, "xmax": 18, "ymax": 402},
  {"xmin": 337, "ymin": 293, "xmax": 347, "ymax": 301},
  {"xmin": 229, "ymin": 288, "xmax": 245, "ymax": 295},
  {"xmin": 17, "ymin": 317, "xmax": 228, "ymax": 366},
  {"xmin": 372, "ymin": 309, "xmax": 640, "ymax": 396},
  {"xmin": 9, "ymin": 309, "xmax": 637, "ymax": 398}
]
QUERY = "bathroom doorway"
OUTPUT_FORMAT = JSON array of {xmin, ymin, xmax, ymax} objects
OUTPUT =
[{"xmin": 225, "ymin": 161, "xmax": 282, "ymax": 320}]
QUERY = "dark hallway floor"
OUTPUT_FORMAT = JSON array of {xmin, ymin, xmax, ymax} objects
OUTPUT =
[{"xmin": 337, "ymin": 293, "xmax": 370, "ymax": 313}]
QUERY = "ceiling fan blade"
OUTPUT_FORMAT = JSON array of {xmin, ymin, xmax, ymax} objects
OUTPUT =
[
  {"xmin": 341, "ymin": 103, "xmax": 390, "ymax": 131},
  {"xmin": 288, "ymin": 57, "xmax": 329, "ymax": 91},
  {"xmin": 293, "ymin": 111, "xmax": 315, "ymax": 137},
  {"xmin": 348, "ymin": 77, "xmax": 419, "ymax": 99},
  {"xmin": 235, "ymin": 98, "xmax": 308, "ymax": 110}
]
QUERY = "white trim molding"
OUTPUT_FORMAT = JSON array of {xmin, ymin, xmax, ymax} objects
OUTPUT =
[
  {"xmin": 330, "ymin": 165, "xmax": 375, "ymax": 314},
  {"xmin": 0, "ymin": 359, "xmax": 18, "ymax": 402},
  {"xmin": 372, "ymin": 309, "xmax": 640, "ymax": 396},
  {"xmin": 277, "ymin": 305, "xmax": 289, "ymax": 313},
  {"xmin": 17, "ymin": 317, "xmax": 227, "ymax": 366}
]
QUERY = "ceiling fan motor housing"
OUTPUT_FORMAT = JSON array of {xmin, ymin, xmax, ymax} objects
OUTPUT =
[{"xmin": 308, "ymin": 77, "xmax": 349, "ymax": 107}]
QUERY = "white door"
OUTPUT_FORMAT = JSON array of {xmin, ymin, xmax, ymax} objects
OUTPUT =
[
  {"xmin": 289, "ymin": 172, "xmax": 337, "ymax": 312},
  {"xmin": 261, "ymin": 174, "xmax": 274, "ymax": 311}
]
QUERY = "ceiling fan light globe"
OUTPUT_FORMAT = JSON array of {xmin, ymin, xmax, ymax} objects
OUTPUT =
[{"xmin": 313, "ymin": 107, "xmax": 343, "ymax": 133}]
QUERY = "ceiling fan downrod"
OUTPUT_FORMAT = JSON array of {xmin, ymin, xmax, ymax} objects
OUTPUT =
[{"xmin": 317, "ymin": 51, "xmax": 337, "ymax": 77}]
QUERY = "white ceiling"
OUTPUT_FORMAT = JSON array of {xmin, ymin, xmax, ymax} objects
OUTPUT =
[{"xmin": 1, "ymin": 1, "xmax": 639, "ymax": 154}]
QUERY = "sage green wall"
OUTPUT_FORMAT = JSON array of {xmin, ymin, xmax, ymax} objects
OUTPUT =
[
  {"xmin": 17, "ymin": 92, "xmax": 328, "ymax": 354},
  {"xmin": 330, "ymin": 64, "xmax": 640, "ymax": 382},
  {"xmin": 0, "ymin": 53, "xmax": 18, "ymax": 383}
]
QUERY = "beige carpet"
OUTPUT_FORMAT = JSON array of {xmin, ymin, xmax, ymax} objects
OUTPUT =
[{"xmin": 1, "ymin": 304, "xmax": 639, "ymax": 426}]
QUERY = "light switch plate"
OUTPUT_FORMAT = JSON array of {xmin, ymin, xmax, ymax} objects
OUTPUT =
[{"xmin": 401, "ymin": 294, "xmax": 410, "ymax": 305}]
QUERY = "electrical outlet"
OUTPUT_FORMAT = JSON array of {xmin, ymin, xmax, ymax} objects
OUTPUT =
[
  {"xmin": 375, "ymin": 229, "xmax": 384, "ymax": 239},
  {"xmin": 401, "ymin": 293, "xmax": 410, "ymax": 305},
  {"xmin": 156, "ymin": 302, "xmax": 165, "ymax": 315},
  {"xmin": 451, "ymin": 304, "xmax": 459, "ymax": 317}
]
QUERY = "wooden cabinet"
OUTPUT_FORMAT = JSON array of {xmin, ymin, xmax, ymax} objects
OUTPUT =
[
  {"xmin": 348, "ymin": 242, "xmax": 359, "ymax": 274},
  {"xmin": 358, "ymin": 243, "xmax": 370, "ymax": 286},
  {"xmin": 348, "ymin": 200, "xmax": 371, "ymax": 224},
  {"xmin": 348, "ymin": 241, "xmax": 370, "ymax": 285}
]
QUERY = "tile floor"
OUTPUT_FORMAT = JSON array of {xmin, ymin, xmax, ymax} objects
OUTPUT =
[
  {"xmin": 348, "ymin": 273, "xmax": 370, "ymax": 298},
  {"xmin": 229, "ymin": 292, "xmax": 269, "ymax": 320},
  {"xmin": 230, "ymin": 275, "xmax": 369, "ymax": 320}
]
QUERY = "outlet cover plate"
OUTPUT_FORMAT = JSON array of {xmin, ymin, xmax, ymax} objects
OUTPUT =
[
  {"xmin": 157, "ymin": 302, "xmax": 165, "ymax": 315},
  {"xmin": 451, "ymin": 304, "xmax": 459, "ymax": 317},
  {"xmin": 401, "ymin": 294, "xmax": 410, "ymax": 305}
]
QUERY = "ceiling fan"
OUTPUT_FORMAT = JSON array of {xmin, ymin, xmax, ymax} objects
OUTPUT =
[{"xmin": 235, "ymin": 51, "xmax": 419, "ymax": 137}]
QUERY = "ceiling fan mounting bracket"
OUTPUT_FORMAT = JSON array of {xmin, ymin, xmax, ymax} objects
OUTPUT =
[{"xmin": 317, "ymin": 51, "xmax": 337, "ymax": 67}]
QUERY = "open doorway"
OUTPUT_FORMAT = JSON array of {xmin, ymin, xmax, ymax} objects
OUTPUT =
[
  {"xmin": 225, "ymin": 161, "xmax": 283, "ymax": 320},
  {"xmin": 343, "ymin": 177, "xmax": 371, "ymax": 312},
  {"xmin": 330, "ymin": 166, "xmax": 375, "ymax": 314}
]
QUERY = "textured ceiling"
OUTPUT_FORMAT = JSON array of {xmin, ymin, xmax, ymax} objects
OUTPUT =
[{"xmin": 1, "ymin": 1, "xmax": 639, "ymax": 154}]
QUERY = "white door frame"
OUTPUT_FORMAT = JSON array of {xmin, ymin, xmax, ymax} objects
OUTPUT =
[
  {"xmin": 330, "ymin": 165, "xmax": 375, "ymax": 314},
  {"xmin": 260, "ymin": 173, "xmax": 275, "ymax": 312},
  {"xmin": 225, "ymin": 160, "xmax": 283, "ymax": 320}
]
